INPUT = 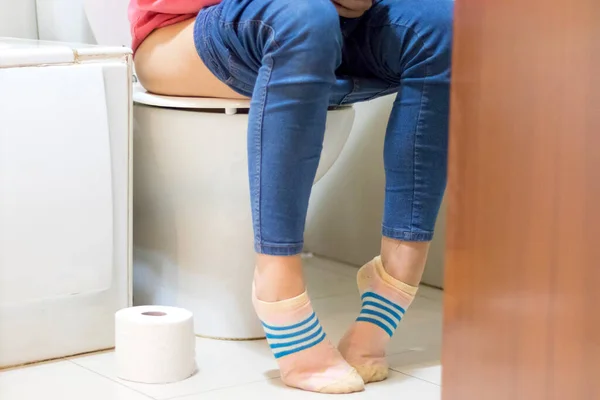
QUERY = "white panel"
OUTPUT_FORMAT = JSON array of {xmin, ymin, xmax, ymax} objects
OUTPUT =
[
  {"xmin": 0, "ymin": 65, "xmax": 113, "ymax": 305},
  {"xmin": 36, "ymin": 0, "xmax": 96, "ymax": 44},
  {"xmin": 101, "ymin": 62, "xmax": 132, "ymax": 308},
  {"xmin": 0, "ymin": 0, "xmax": 38, "ymax": 39},
  {"xmin": 0, "ymin": 46, "xmax": 74, "ymax": 68},
  {"xmin": 83, "ymin": 0, "xmax": 131, "ymax": 47}
]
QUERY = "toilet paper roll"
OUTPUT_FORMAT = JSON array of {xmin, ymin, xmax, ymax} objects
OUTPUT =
[{"xmin": 115, "ymin": 306, "xmax": 195, "ymax": 384}]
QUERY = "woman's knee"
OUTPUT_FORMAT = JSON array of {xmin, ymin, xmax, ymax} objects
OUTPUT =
[
  {"xmin": 268, "ymin": 0, "xmax": 342, "ymax": 56},
  {"xmin": 395, "ymin": 0, "xmax": 453, "ymax": 78},
  {"xmin": 421, "ymin": 1, "xmax": 453, "ymax": 51},
  {"xmin": 421, "ymin": 1, "xmax": 453, "ymax": 75}
]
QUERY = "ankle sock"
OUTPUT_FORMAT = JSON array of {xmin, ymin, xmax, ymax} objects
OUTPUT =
[
  {"xmin": 253, "ymin": 287, "xmax": 364, "ymax": 393},
  {"xmin": 338, "ymin": 256, "xmax": 418, "ymax": 383}
]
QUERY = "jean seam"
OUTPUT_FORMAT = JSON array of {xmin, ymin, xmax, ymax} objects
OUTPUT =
[
  {"xmin": 256, "ymin": 243, "xmax": 304, "ymax": 256},
  {"xmin": 252, "ymin": 56, "xmax": 274, "ymax": 248},
  {"xmin": 258, "ymin": 241, "xmax": 304, "ymax": 248},
  {"xmin": 223, "ymin": 20, "xmax": 281, "ymax": 50},
  {"xmin": 369, "ymin": 22, "xmax": 432, "ymax": 236},
  {"xmin": 221, "ymin": 21, "xmax": 280, "ymax": 92},
  {"xmin": 225, "ymin": 52, "xmax": 236, "ymax": 85},
  {"xmin": 409, "ymin": 65, "xmax": 430, "ymax": 234},
  {"xmin": 339, "ymin": 77, "xmax": 359, "ymax": 105},
  {"xmin": 366, "ymin": 84, "xmax": 395, "ymax": 101},
  {"xmin": 197, "ymin": 8, "xmax": 229, "ymax": 82},
  {"xmin": 382, "ymin": 225, "xmax": 433, "ymax": 241},
  {"xmin": 219, "ymin": 19, "xmax": 280, "ymax": 249}
]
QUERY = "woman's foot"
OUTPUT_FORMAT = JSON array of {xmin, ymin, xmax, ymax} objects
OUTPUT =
[
  {"xmin": 338, "ymin": 256, "xmax": 419, "ymax": 383},
  {"xmin": 253, "ymin": 255, "xmax": 364, "ymax": 393}
]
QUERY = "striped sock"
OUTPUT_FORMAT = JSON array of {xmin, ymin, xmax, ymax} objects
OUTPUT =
[
  {"xmin": 253, "ymin": 287, "xmax": 364, "ymax": 393},
  {"xmin": 338, "ymin": 256, "xmax": 417, "ymax": 383},
  {"xmin": 263, "ymin": 311, "xmax": 326, "ymax": 359},
  {"xmin": 357, "ymin": 291, "xmax": 406, "ymax": 338}
]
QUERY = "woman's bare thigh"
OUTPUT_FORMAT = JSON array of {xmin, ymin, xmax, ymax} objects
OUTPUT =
[{"xmin": 134, "ymin": 18, "xmax": 248, "ymax": 100}]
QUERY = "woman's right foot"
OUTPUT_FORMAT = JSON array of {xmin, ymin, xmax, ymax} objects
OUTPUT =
[
  {"xmin": 253, "ymin": 274, "xmax": 364, "ymax": 393},
  {"xmin": 338, "ymin": 257, "xmax": 418, "ymax": 384}
]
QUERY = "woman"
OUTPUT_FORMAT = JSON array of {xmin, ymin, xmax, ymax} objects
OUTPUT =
[{"xmin": 131, "ymin": 0, "xmax": 452, "ymax": 393}]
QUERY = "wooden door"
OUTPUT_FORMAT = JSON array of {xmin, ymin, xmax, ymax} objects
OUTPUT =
[{"xmin": 443, "ymin": 1, "xmax": 600, "ymax": 399}]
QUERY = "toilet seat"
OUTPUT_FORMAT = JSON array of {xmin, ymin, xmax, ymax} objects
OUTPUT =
[
  {"xmin": 133, "ymin": 84, "xmax": 351, "ymax": 112},
  {"xmin": 133, "ymin": 83, "xmax": 251, "ymax": 112}
]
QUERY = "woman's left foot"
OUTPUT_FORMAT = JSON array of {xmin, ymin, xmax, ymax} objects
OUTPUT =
[
  {"xmin": 254, "ymin": 287, "xmax": 364, "ymax": 393},
  {"xmin": 338, "ymin": 256, "xmax": 418, "ymax": 383}
]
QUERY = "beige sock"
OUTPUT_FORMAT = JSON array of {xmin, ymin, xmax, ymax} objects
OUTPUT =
[
  {"xmin": 253, "ymin": 286, "xmax": 364, "ymax": 393},
  {"xmin": 338, "ymin": 256, "xmax": 417, "ymax": 383}
]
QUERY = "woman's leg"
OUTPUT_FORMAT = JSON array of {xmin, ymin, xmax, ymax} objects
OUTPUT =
[
  {"xmin": 337, "ymin": 0, "xmax": 453, "ymax": 382},
  {"xmin": 193, "ymin": 0, "xmax": 364, "ymax": 393}
]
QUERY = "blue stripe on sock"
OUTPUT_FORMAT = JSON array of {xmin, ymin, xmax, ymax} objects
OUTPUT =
[
  {"xmin": 261, "ymin": 312, "xmax": 316, "ymax": 331},
  {"xmin": 361, "ymin": 300, "xmax": 402, "ymax": 322},
  {"xmin": 264, "ymin": 318, "xmax": 319, "ymax": 340},
  {"xmin": 361, "ymin": 291, "xmax": 405, "ymax": 314},
  {"xmin": 273, "ymin": 331, "xmax": 327, "ymax": 359},
  {"xmin": 359, "ymin": 308, "xmax": 398, "ymax": 329},
  {"xmin": 269, "ymin": 326, "xmax": 323, "ymax": 350},
  {"xmin": 356, "ymin": 316, "xmax": 394, "ymax": 337}
]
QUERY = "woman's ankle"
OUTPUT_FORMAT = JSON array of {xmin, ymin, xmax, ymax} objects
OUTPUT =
[
  {"xmin": 254, "ymin": 254, "xmax": 305, "ymax": 302},
  {"xmin": 380, "ymin": 237, "xmax": 430, "ymax": 286}
]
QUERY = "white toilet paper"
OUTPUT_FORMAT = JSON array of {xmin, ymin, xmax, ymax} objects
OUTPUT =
[{"xmin": 115, "ymin": 306, "xmax": 195, "ymax": 384}]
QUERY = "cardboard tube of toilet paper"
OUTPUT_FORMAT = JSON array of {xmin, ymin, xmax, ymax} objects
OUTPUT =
[{"xmin": 115, "ymin": 306, "xmax": 195, "ymax": 384}]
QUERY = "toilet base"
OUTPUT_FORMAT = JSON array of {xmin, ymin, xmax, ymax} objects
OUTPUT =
[
  {"xmin": 131, "ymin": 103, "xmax": 354, "ymax": 339},
  {"xmin": 133, "ymin": 246, "xmax": 265, "ymax": 339}
]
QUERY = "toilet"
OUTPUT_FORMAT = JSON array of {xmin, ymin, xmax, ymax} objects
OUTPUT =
[{"xmin": 84, "ymin": 0, "xmax": 355, "ymax": 339}]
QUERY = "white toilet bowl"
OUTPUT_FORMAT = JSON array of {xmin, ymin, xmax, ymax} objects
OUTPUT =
[
  {"xmin": 131, "ymin": 86, "xmax": 354, "ymax": 339},
  {"xmin": 83, "ymin": 0, "xmax": 355, "ymax": 339}
]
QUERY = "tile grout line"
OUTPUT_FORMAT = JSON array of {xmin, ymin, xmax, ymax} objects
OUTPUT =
[
  {"xmin": 393, "ymin": 370, "xmax": 442, "ymax": 387},
  {"xmin": 67, "ymin": 360, "xmax": 157, "ymax": 400},
  {"xmin": 385, "ymin": 348, "xmax": 418, "ymax": 357},
  {"xmin": 161, "ymin": 377, "xmax": 283, "ymax": 400},
  {"xmin": 386, "ymin": 350, "xmax": 442, "ymax": 386},
  {"xmin": 68, "ymin": 359, "xmax": 284, "ymax": 400}
]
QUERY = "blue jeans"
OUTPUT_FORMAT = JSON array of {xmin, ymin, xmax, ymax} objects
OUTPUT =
[{"xmin": 194, "ymin": 0, "xmax": 453, "ymax": 255}]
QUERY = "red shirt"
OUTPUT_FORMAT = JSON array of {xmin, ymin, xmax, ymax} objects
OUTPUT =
[{"xmin": 129, "ymin": 0, "xmax": 222, "ymax": 53}]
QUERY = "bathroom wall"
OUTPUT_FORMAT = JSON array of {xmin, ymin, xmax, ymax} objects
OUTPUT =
[
  {"xmin": 305, "ymin": 96, "xmax": 446, "ymax": 288},
  {"xmin": 35, "ymin": 0, "xmax": 95, "ymax": 43},
  {"xmin": 0, "ymin": 0, "xmax": 38, "ymax": 39},
  {"xmin": 0, "ymin": 0, "xmax": 95, "ymax": 43}
]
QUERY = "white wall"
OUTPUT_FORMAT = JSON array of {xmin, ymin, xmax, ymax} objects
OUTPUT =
[
  {"xmin": 0, "ymin": 0, "xmax": 97, "ymax": 43},
  {"xmin": 0, "ymin": 0, "xmax": 38, "ymax": 39},
  {"xmin": 305, "ymin": 96, "xmax": 446, "ymax": 288},
  {"xmin": 35, "ymin": 0, "xmax": 95, "ymax": 43}
]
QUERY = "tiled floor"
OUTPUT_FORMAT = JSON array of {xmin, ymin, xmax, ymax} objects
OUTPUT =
[{"xmin": 0, "ymin": 256, "xmax": 443, "ymax": 400}]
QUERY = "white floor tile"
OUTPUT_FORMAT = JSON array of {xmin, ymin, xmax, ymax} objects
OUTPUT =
[
  {"xmin": 0, "ymin": 361, "xmax": 150, "ymax": 400},
  {"xmin": 388, "ymin": 346, "xmax": 442, "ymax": 385},
  {"xmin": 418, "ymin": 285, "xmax": 445, "ymax": 302},
  {"xmin": 4, "ymin": 257, "xmax": 444, "ymax": 400},
  {"xmin": 175, "ymin": 371, "xmax": 440, "ymax": 400},
  {"xmin": 71, "ymin": 338, "xmax": 280, "ymax": 399}
]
